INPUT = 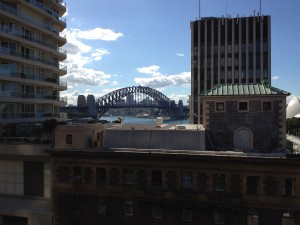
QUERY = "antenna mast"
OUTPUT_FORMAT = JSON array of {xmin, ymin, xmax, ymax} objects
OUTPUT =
[
  {"xmin": 198, "ymin": 0, "xmax": 201, "ymax": 20},
  {"xmin": 260, "ymin": 0, "xmax": 262, "ymax": 15},
  {"xmin": 226, "ymin": 0, "xmax": 228, "ymax": 17}
]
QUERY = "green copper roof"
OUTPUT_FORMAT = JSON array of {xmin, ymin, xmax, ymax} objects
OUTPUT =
[{"xmin": 200, "ymin": 83, "xmax": 290, "ymax": 96}]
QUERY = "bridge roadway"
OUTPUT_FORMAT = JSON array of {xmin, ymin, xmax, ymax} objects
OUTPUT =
[{"xmin": 61, "ymin": 86, "xmax": 189, "ymax": 120}]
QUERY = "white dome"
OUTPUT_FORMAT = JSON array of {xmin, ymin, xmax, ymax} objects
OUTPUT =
[{"xmin": 286, "ymin": 95, "xmax": 300, "ymax": 118}]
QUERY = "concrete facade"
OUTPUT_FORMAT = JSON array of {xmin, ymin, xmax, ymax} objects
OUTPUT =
[
  {"xmin": 0, "ymin": 144, "xmax": 53, "ymax": 225},
  {"xmin": 190, "ymin": 15, "xmax": 271, "ymax": 123},
  {"xmin": 0, "ymin": 0, "xmax": 67, "ymax": 136}
]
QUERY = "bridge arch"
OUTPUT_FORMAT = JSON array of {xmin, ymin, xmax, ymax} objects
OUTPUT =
[{"xmin": 95, "ymin": 86, "xmax": 175, "ymax": 119}]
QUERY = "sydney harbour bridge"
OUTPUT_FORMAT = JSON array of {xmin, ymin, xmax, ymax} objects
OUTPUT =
[{"xmin": 61, "ymin": 86, "xmax": 188, "ymax": 120}]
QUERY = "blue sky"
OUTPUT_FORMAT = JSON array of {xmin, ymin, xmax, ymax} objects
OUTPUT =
[{"xmin": 61, "ymin": 0, "xmax": 300, "ymax": 105}]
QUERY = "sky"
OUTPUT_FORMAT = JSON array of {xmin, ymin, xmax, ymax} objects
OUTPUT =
[{"xmin": 61, "ymin": 0, "xmax": 300, "ymax": 106}]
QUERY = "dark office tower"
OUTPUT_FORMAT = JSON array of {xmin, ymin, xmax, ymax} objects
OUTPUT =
[
  {"xmin": 77, "ymin": 95, "xmax": 86, "ymax": 107},
  {"xmin": 190, "ymin": 15, "xmax": 271, "ymax": 124},
  {"xmin": 87, "ymin": 94, "xmax": 96, "ymax": 117}
]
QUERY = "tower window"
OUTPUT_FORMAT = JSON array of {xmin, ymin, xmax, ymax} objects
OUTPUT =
[{"xmin": 239, "ymin": 102, "xmax": 248, "ymax": 111}]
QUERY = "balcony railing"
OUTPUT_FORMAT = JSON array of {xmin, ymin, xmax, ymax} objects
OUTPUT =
[
  {"xmin": 176, "ymin": 190, "xmax": 198, "ymax": 200},
  {"xmin": 55, "ymin": 0, "xmax": 66, "ymax": 7},
  {"xmin": 0, "ymin": 2, "xmax": 66, "ymax": 41},
  {"xmin": 0, "ymin": 137, "xmax": 52, "ymax": 145},
  {"xmin": 0, "ymin": 47, "xmax": 67, "ymax": 71},
  {"xmin": 0, "ymin": 112, "xmax": 61, "ymax": 120},
  {"xmin": 23, "ymin": 0, "xmax": 66, "ymax": 23},
  {"xmin": 0, "ymin": 91, "xmax": 60, "ymax": 101},
  {"xmin": 0, "ymin": 25, "xmax": 67, "ymax": 55},
  {"xmin": 207, "ymin": 192, "xmax": 242, "ymax": 205},
  {"xmin": 145, "ymin": 189, "xmax": 165, "ymax": 198},
  {"xmin": 0, "ymin": 71, "xmax": 67, "ymax": 87}
]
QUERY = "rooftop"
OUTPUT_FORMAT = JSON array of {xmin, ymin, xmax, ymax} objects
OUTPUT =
[
  {"xmin": 103, "ymin": 124, "xmax": 206, "ymax": 151},
  {"xmin": 200, "ymin": 83, "xmax": 290, "ymax": 96}
]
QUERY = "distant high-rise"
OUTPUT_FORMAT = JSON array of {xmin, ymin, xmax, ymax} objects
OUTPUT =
[
  {"xmin": 77, "ymin": 95, "xmax": 86, "ymax": 107},
  {"xmin": 0, "ymin": 0, "xmax": 67, "ymax": 136},
  {"xmin": 190, "ymin": 15, "xmax": 271, "ymax": 124},
  {"xmin": 87, "ymin": 94, "xmax": 96, "ymax": 117}
]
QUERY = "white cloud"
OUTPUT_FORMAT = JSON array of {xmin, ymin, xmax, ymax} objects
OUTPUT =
[
  {"xmin": 135, "ymin": 65, "xmax": 190, "ymax": 88},
  {"xmin": 62, "ymin": 27, "xmax": 122, "ymax": 87},
  {"xmin": 137, "ymin": 65, "xmax": 161, "ymax": 76},
  {"xmin": 63, "ymin": 67, "xmax": 112, "ymax": 87},
  {"xmin": 272, "ymin": 76, "xmax": 280, "ymax": 80},
  {"xmin": 91, "ymin": 48, "xmax": 110, "ymax": 61},
  {"xmin": 176, "ymin": 53, "xmax": 184, "ymax": 57},
  {"xmin": 77, "ymin": 27, "xmax": 124, "ymax": 41}
]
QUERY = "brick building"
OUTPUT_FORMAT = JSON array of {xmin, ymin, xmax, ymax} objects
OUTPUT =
[
  {"xmin": 50, "ymin": 102, "xmax": 299, "ymax": 225},
  {"xmin": 51, "ymin": 142, "xmax": 300, "ymax": 225},
  {"xmin": 201, "ymin": 83, "xmax": 289, "ymax": 152}
]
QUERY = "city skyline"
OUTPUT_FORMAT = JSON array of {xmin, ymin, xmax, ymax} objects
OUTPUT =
[{"xmin": 61, "ymin": 0, "xmax": 300, "ymax": 105}]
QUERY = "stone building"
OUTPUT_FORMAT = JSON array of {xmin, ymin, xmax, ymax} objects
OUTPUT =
[{"xmin": 201, "ymin": 83, "xmax": 289, "ymax": 152}]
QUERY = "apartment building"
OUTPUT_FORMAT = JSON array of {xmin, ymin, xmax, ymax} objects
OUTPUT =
[
  {"xmin": 0, "ymin": 0, "xmax": 67, "ymax": 137},
  {"xmin": 190, "ymin": 15, "xmax": 271, "ymax": 123},
  {"xmin": 0, "ymin": 0, "xmax": 67, "ymax": 224}
]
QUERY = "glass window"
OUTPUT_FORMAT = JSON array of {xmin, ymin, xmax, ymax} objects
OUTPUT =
[
  {"xmin": 24, "ymin": 161, "xmax": 44, "ymax": 196},
  {"xmin": 97, "ymin": 199, "xmax": 106, "ymax": 214},
  {"xmin": 152, "ymin": 170, "xmax": 162, "ymax": 187},
  {"xmin": 213, "ymin": 174, "xmax": 225, "ymax": 192},
  {"xmin": 73, "ymin": 167, "xmax": 81, "ymax": 183},
  {"xmin": 216, "ymin": 102, "xmax": 225, "ymax": 111},
  {"xmin": 57, "ymin": 166, "xmax": 70, "ymax": 182},
  {"xmin": 182, "ymin": 209, "xmax": 193, "ymax": 221},
  {"xmin": 66, "ymin": 134, "xmax": 72, "ymax": 144},
  {"xmin": 96, "ymin": 168, "xmax": 106, "ymax": 185},
  {"xmin": 152, "ymin": 206, "xmax": 162, "ymax": 218},
  {"xmin": 247, "ymin": 176, "xmax": 260, "ymax": 194},
  {"xmin": 124, "ymin": 200, "xmax": 133, "ymax": 216},
  {"xmin": 181, "ymin": 171, "xmax": 193, "ymax": 189},
  {"xmin": 263, "ymin": 102, "xmax": 272, "ymax": 111},
  {"xmin": 283, "ymin": 178, "xmax": 296, "ymax": 197},
  {"xmin": 239, "ymin": 102, "xmax": 248, "ymax": 111},
  {"xmin": 123, "ymin": 169, "xmax": 134, "ymax": 186}
]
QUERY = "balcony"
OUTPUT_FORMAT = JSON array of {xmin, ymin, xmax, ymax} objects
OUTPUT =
[
  {"xmin": 0, "ymin": 136, "xmax": 52, "ymax": 145},
  {"xmin": 23, "ymin": 0, "xmax": 66, "ymax": 24},
  {"xmin": 0, "ymin": 2, "xmax": 66, "ymax": 42},
  {"xmin": 55, "ymin": 0, "xmax": 66, "ymax": 7},
  {"xmin": 0, "ymin": 26, "xmax": 67, "ymax": 58},
  {"xmin": 207, "ymin": 192, "xmax": 242, "ymax": 206},
  {"xmin": 0, "ymin": 71, "xmax": 67, "ymax": 88},
  {"xmin": 0, "ymin": 91, "xmax": 59, "ymax": 101},
  {"xmin": 144, "ymin": 189, "xmax": 165, "ymax": 198},
  {"xmin": 0, "ymin": 47, "xmax": 67, "ymax": 71},
  {"xmin": 176, "ymin": 190, "xmax": 198, "ymax": 200},
  {"xmin": 0, "ymin": 111, "xmax": 61, "ymax": 120}
]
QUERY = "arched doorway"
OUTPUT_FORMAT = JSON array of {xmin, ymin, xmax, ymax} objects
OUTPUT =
[{"xmin": 234, "ymin": 127, "xmax": 253, "ymax": 151}]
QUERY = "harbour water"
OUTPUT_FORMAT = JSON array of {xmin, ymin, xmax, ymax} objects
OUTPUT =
[{"xmin": 101, "ymin": 116, "xmax": 189, "ymax": 124}]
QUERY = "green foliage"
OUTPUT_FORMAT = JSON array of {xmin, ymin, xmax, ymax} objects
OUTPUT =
[
  {"xmin": 42, "ymin": 119, "xmax": 58, "ymax": 132},
  {"xmin": 287, "ymin": 117, "xmax": 300, "ymax": 135}
]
